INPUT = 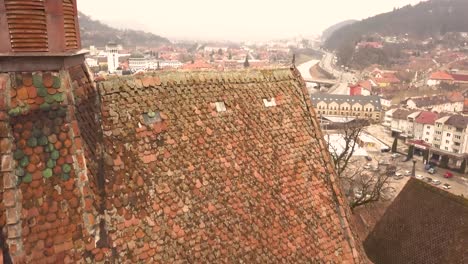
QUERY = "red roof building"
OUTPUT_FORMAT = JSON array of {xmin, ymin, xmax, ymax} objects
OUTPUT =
[
  {"xmin": 182, "ymin": 60, "xmax": 214, "ymax": 70},
  {"xmin": 349, "ymin": 84, "xmax": 363, "ymax": 96},
  {"xmin": 415, "ymin": 111, "xmax": 438, "ymax": 125},
  {"xmin": 429, "ymin": 71, "xmax": 454, "ymax": 81},
  {"xmin": 452, "ymin": 73, "xmax": 468, "ymax": 83}
]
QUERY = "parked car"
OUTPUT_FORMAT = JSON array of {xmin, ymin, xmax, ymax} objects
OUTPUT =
[
  {"xmin": 424, "ymin": 177, "xmax": 433, "ymax": 183},
  {"xmin": 444, "ymin": 171, "xmax": 454, "ymax": 178},
  {"xmin": 395, "ymin": 171, "xmax": 403, "ymax": 177},
  {"xmin": 364, "ymin": 163, "xmax": 371, "ymax": 169},
  {"xmin": 391, "ymin": 153, "xmax": 400, "ymax": 159},
  {"xmin": 442, "ymin": 183, "xmax": 452, "ymax": 189},
  {"xmin": 432, "ymin": 179, "xmax": 441, "ymax": 185},
  {"xmin": 428, "ymin": 167, "xmax": 436, "ymax": 174},
  {"xmin": 415, "ymin": 174, "xmax": 424, "ymax": 180},
  {"xmin": 381, "ymin": 147, "xmax": 390, "ymax": 153},
  {"xmin": 404, "ymin": 170, "xmax": 411, "ymax": 176}
]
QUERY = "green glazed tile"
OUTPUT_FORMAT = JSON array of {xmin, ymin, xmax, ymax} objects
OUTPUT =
[
  {"xmin": 33, "ymin": 75, "xmax": 44, "ymax": 88},
  {"xmin": 61, "ymin": 173, "xmax": 70, "ymax": 181},
  {"xmin": 51, "ymin": 150, "xmax": 60, "ymax": 160},
  {"xmin": 38, "ymin": 136, "xmax": 48, "ymax": 146},
  {"xmin": 47, "ymin": 159, "xmax": 55, "ymax": 169},
  {"xmin": 52, "ymin": 77, "xmax": 61, "ymax": 89},
  {"xmin": 37, "ymin": 87, "xmax": 47, "ymax": 97},
  {"xmin": 23, "ymin": 173, "xmax": 33, "ymax": 183},
  {"xmin": 40, "ymin": 103, "xmax": 51, "ymax": 111},
  {"xmin": 19, "ymin": 156, "xmax": 29, "ymax": 167},
  {"xmin": 42, "ymin": 168, "xmax": 53, "ymax": 179},
  {"xmin": 27, "ymin": 137, "xmax": 38, "ymax": 147},
  {"xmin": 13, "ymin": 150, "xmax": 25, "ymax": 160},
  {"xmin": 62, "ymin": 164, "xmax": 71, "ymax": 174}
]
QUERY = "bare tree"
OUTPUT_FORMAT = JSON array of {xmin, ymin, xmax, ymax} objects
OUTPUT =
[
  {"xmin": 326, "ymin": 122, "xmax": 364, "ymax": 178},
  {"xmin": 325, "ymin": 122, "xmax": 395, "ymax": 211}
]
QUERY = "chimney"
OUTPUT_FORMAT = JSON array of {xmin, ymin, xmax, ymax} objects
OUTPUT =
[{"xmin": 0, "ymin": 0, "xmax": 86, "ymax": 71}]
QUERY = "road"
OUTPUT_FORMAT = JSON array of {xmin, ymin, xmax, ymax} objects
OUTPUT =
[
  {"xmin": 299, "ymin": 51, "xmax": 356, "ymax": 95},
  {"xmin": 370, "ymin": 151, "xmax": 468, "ymax": 197}
]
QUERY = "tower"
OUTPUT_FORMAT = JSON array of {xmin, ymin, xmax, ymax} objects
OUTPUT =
[{"xmin": 0, "ymin": 1, "xmax": 104, "ymax": 262}]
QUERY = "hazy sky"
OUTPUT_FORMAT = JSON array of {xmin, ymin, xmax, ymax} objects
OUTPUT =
[{"xmin": 78, "ymin": 0, "xmax": 422, "ymax": 41}]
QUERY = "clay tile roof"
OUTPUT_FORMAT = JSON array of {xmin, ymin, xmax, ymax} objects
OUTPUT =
[
  {"xmin": 392, "ymin": 109, "xmax": 417, "ymax": 120},
  {"xmin": 408, "ymin": 95, "xmax": 451, "ymax": 108},
  {"xmin": 445, "ymin": 115, "xmax": 468, "ymax": 129},
  {"xmin": 414, "ymin": 111, "xmax": 438, "ymax": 125},
  {"xmin": 447, "ymin": 91, "xmax": 465, "ymax": 103},
  {"xmin": 357, "ymin": 80, "xmax": 372, "ymax": 90},
  {"xmin": 429, "ymin": 71, "xmax": 454, "ymax": 80},
  {"xmin": 96, "ymin": 68, "xmax": 363, "ymax": 263},
  {"xmin": 364, "ymin": 178, "xmax": 468, "ymax": 264},
  {"xmin": 452, "ymin": 73, "xmax": 468, "ymax": 82}
]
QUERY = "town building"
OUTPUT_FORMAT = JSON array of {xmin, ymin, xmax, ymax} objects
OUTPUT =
[
  {"xmin": 405, "ymin": 94, "xmax": 464, "ymax": 113},
  {"xmin": 128, "ymin": 53, "xmax": 147, "ymax": 71},
  {"xmin": 106, "ymin": 42, "xmax": 122, "ymax": 73},
  {"xmin": 414, "ymin": 111, "xmax": 439, "ymax": 143},
  {"xmin": 388, "ymin": 109, "xmax": 420, "ymax": 138},
  {"xmin": 385, "ymin": 108, "xmax": 468, "ymax": 170},
  {"xmin": 427, "ymin": 71, "xmax": 454, "ymax": 86},
  {"xmin": 312, "ymin": 94, "xmax": 382, "ymax": 123},
  {"xmin": 0, "ymin": 2, "xmax": 365, "ymax": 262},
  {"xmin": 349, "ymin": 84, "xmax": 371, "ymax": 96}
]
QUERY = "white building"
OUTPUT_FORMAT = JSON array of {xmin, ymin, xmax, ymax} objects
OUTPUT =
[
  {"xmin": 129, "ymin": 56, "xmax": 148, "ymax": 71},
  {"xmin": 406, "ymin": 95, "xmax": 463, "ymax": 113},
  {"xmin": 412, "ymin": 112, "xmax": 438, "ymax": 144},
  {"xmin": 85, "ymin": 57, "xmax": 98, "ymax": 67},
  {"xmin": 105, "ymin": 43, "xmax": 127, "ymax": 74},
  {"xmin": 406, "ymin": 111, "xmax": 421, "ymax": 138},
  {"xmin": 383, "ymin": 108, "xmax": 397, "ymax": 128}
]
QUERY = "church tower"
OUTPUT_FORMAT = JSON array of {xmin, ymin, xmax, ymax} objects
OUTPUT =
[{"xmin": 0, "ymin": 1, "xmax": 105, "ymax": 262}]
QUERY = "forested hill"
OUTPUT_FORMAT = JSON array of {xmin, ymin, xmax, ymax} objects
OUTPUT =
[
  {"xmin": 78, "ymin": 12, "xmax": 170, "ymax": 47},
  {"xmin": 321, "ymin": 20, "xmax": 357, "ymax": 42},
  {"xmin": 324, "ymin": 0, "xmax": 468, "ymax": 50}
]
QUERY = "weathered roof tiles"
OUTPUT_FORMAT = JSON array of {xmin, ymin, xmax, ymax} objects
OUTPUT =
[{"xmin": 96, "ymin": 68, "xmax": 363, "ymax": 263}]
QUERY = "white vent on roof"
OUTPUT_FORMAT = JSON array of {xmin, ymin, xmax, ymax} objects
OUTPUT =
[
  {"xmin": 215, "ymin": 102, "xmax": 226, "ymax": 112},
  {"xmin": 263, "ymin": 98, "xmax": 277, "ymax": 108}
]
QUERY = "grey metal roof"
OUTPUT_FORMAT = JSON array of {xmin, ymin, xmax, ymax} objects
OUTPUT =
[{"xmin": 310, "ymin": 94, "xmax": 382, "ymax": 111}]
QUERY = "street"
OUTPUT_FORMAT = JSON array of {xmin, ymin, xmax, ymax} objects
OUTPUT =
[
  {"xmin": 366, "ymin": 150, "xmax": 468, "ymax": 197},
  {"xmin": 301, "ymin": 51, "xmax": 356, "ymax": 95}
]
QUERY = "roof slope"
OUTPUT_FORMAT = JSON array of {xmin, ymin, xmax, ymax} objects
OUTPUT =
[
  {"xmin": 415, "ymin": 111, "xmax": 438, "ymax": 125},
  {"xmin": 97, "ymin": 69, "xmax": 361, "ymax": 263},
  {"xmin": 364, "ymin": 178, "xmax": 468, "ymax": 264},
  {"xmin": 408, "ymin": 95, "xmax": 451, "ymax": 108}
]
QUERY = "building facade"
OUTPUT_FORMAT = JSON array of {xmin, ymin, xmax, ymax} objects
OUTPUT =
[
  {"xmin": 405, "ymin": 95, "xmax": 464, "ymax": 113},
  {"xmin": 311, "ymin": 94, "xmax": 382, "ymax": 123}
]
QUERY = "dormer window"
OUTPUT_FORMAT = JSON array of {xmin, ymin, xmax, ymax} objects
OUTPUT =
[
  {"xmin": 143, "ymin": 111, "xmax": 162, "ymax": 125},
  {"xmin": 263, "ymin": 98, "xmax": 277, "ymax": 108},
  {"xmin": 215, "ymin": 102, "xmax": 226, "ymax": 112}
]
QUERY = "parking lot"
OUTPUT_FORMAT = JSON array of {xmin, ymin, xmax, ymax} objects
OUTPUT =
[{"xmin": 365, "ymin": 150, "xmax": 468, "ymax": 198}]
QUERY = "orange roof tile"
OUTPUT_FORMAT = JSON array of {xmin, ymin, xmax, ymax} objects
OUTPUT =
[{"xmin": 429, "ymin": 71, "xmax": 454, "ymax": 80}]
